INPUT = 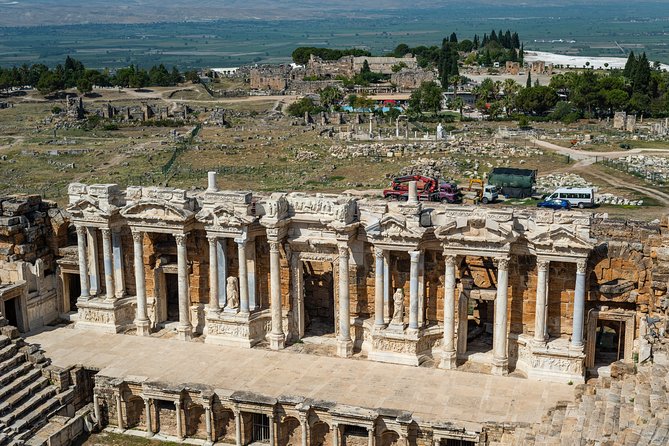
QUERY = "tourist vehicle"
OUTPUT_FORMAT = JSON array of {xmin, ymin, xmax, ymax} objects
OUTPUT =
[
  {"xmin": 545, "ymin": 187, "xmax": 595, "ymax": 209},
  {"xmin": 383, "ymin": 175, "xmax": 461, "ymax": 203},
  {"xmin": 537, "ymin": 198, "xmax": 571, "ymax": 210}
]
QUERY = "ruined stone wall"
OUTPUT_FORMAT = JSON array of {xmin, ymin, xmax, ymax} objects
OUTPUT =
[{"xmin": 390, "ymin": 69, "xmax": 436, "ymax": 91}]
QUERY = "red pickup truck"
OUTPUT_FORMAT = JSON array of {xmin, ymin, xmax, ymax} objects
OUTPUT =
[{"xmin": 383, "ymin": 175, "xmax": 461, "ymax": 203}]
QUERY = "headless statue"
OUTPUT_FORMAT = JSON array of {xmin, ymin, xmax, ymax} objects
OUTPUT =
[
  {"xmin": 226, "ymin": 276, "xmax": 239, "ymax": 310},
  {"xmin": 392, "ymin": 288, "xmax": 404, "ymax": 325}
]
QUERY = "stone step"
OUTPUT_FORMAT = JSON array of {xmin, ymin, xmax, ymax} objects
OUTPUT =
[
  {"xmin": 0, "ymin": 344, "xmax": 18, "ymax": 363},
  {"xmin": 0, "ymin": 369, "xmax": 42, "ymax": 402},
  {"xmin": 0, "ymin": 336, "xmax": 10, "ymax": 350},
  {"xmin": 0, "ymin": 352, "xmax": 25, "ymax": 379},
  {"xmin": 0, "ymin": 386, "xmax": 56, "ymax": 428},
  {"xmin": 0, "ymin": 362, "xmax": 30, "ymax": 388},
  {"xmin": 0, "ymin": 376, "xmax": 49, "ymax": 416},
  {"xmin": 6, "ymin": 392, "xmax": 65, "ymax": 439}
]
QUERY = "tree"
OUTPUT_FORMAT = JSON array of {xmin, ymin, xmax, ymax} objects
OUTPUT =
[
  {"xmin": 623, "ymin": 51, "xmax": 637, "ymax": 79},
  {"xmin": 391, "ymin": 61, "xmax": 408, "ymax": 73},
  {"xmin": 286, "ymin": 97, "xmax": 321, "ymax": 116},
  {"xmin": 409, "ymin": 81, "xmax": 443, "ymax": 113},
  {"xmin": 449, "ymin": 32, "xmax": 458, "ymax": 43},
  {"xmin": 515, "ymin": 86, "xmax": 558, "ymax": 115},
  {"xmin": 76, "ymin": 78, "xmax": 92, "ymax": 95},
  {"xmin": 319, "ymin": 86, "xmax": 343, "ymax": 109},
  {"xmin": 526, "ymin": 72, "xmax": 532, "ymax": 88}
]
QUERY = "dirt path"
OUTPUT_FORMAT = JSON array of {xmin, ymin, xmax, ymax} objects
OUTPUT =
[
  {"xmin": 573, "ymin": 165, "xmax": 669, "ymax": 206},
  {"xmin": 531, "ymin": 139, "xmax": 669, "ymax": 163}
]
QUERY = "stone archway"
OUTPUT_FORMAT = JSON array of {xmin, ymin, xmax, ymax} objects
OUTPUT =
[
  {"xmin": 310, "ymin": 421, "xmax": 332, "ymax": 446},
  {"xmin": 279, "ymin": 416, "xmax": 301, "ymax": 446},
  {"xmin": 380, "ymin": 430, "xmax": 401, "ymax": 446}
]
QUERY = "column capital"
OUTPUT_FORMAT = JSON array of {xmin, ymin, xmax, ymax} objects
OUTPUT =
[
  {"xmin": 537, "ymin": 258, "xmax": 550, "ymax": 272},
  {"xmin": 76, "ymin": 225, "xmax": 87, "ymax": 236},
  {"xmin": 374, "ymin": 246, "xmax": 384, "ymax": 258},
  {"xmin": 131, "ymin": 230, "xmax": 144, "ymax": 243},
  {"xmin": 576, "ymin": 258, "xmax": 587, "ymax": 274},
  {"xmin": 269, "ymin": 240, "xmax": 281, "ymax": 253},
  {"xmin": 495, "ymin": 256, "xmax": 510, "ymax": 271},
  {"xmin": 206, "ymin": 235, "xmax": 218, "ymax": 244},
  {"xmin": 175, "ymin": 233, "xmax": 188, "ymax": 246},
  {"xmin": 175, "ymin": 400, "xmax": 182, "ymax": 409},
  {"xmin": 444, "ymin": 254, "xmax": 457, "ymax": 267},
  {"xmin": 409, "ymin": 250, "xmax": 421, "ymax": 262},
  {"xmin": 338, "ymin": 245, "xmax": 349, "ymax": 258},
  {"xmin": 101, "ymin": 227, "xmax": 112, "ymax": 238}
]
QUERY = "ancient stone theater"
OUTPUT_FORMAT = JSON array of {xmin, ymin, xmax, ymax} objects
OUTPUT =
[{"xmin": 0, "ymin": 173, "xmax": 668, "ymax": 445}]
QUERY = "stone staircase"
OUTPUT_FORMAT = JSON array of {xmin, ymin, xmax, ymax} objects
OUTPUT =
[
  {"xmin": 0, "ymin": 334, "xmax": 76, "ymax": 445},
  {"xmin": 492, "ymin": 360, "xmax": 669, "ymax": 445}
]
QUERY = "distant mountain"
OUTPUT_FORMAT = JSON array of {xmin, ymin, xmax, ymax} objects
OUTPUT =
[{"xmin": 0, "ymin": 0, "xmax": 645, "ymax": 27}]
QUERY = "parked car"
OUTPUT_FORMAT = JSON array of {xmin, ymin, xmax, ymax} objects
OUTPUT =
[{"xmin": 537, "ymin": 198, "xmax": 571, "ymax": 210}]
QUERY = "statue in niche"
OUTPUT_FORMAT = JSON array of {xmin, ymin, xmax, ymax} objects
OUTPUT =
[
  {"xmin": 392, "ymin": 288, "xmax": 404, "ymax": 325},
  {"xmin": 226, "ymin": 276, "xmax": 239, "ymax": 310}
]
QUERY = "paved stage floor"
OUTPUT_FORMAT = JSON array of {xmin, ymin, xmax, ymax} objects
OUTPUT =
[{"xmin": 26, "ymin": 326, "xmax": 575, "ymax": 431}]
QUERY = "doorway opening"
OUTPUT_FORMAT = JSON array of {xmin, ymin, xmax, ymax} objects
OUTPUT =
[
  {"xmin": 5, "ymin": 297, "xmax": 18, "ymax": 328},
  {"xmin": 303, "ymin": 261, "xmax": 335, "ymax": 338},
  {"xmin": 165, "ymin": 273, "xmax": 179, "ymax": 322},
  {"xmin": 66, "ymin": 273, "xmax": 81, "ymax": 311},
  {"xmin": 595, "ymin": 319, "xmax": 626, "ymax": 366},
  {"xmin": 251, "ymin": 413, "xmax": 270, "ymax": 442}
]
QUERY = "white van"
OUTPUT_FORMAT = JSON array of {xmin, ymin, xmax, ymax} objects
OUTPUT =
[{"xmin": 547, "ymin": 187, "xmax": 595, "ymax": 208}]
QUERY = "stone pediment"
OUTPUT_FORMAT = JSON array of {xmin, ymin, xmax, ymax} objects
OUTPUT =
[
  {"xmin": 366, "ymin": 214, "xmax": 423, "ymax": 241},
  {"xmin": 196, "ymin": 204, "xmax": 254, "ymax": 228},
  {"xmin": 67, "ymin": 198, "xmax": 114, "ymax": 219},
  {"xmin": 434, "ymin": 216, "xmax": 516, "ymax": 245},
  {"xmin": 120, "ymin": 200, "xmax": 194, "ymax": 223},
  {"xmin": 529, "ymin": 226, "xmax": 593, "ymax": 252}
]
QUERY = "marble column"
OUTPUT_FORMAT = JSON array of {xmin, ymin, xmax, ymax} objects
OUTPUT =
[
  {"xmin": 332, "ymin": 423, "xmax": 339, "ymax": 446},
  {"xmin": 175, "ymin": 234, "xmax": 192, "ymax": 341},
  {"xmin": 456, "ymin": 290, "xmax": 469, "ymax": 358},
  {"xmin": 217, "ymin": 238, "xmax": 228, "ymax": 307},
  {"xmin": 268, "ymin": 240, "xmax": 285, "ymax": 350},
  {"xmin": 247, "ymin": 239, "xmax": 258, "ymax": 310},
  {"xmin": 93, "ymin": 393, "xmax": 102, "ymax": 427},
  {"xmin": 367, "ymin": 427, "xmax": 375, "ymax": 446},
  {"xmin": 440, "ymin": 254, "xmax": 457, "ymax": 369},
  {"xmin": 418, "ymin": 251, "xmax": 425, "ymax": 327},
  {"xmin": 234, "ymin": 409, "xmax": 242, "ymax": 446},
  {"xmin": 144, "ymin": 397, "xmax": 153, "ymax": 435},
  {"xmin": 175, "ymin": 400, "xmax": 184, "ymax": 439},
  {"xmin": 76, "ymin": 226, "xmax": 90, "ymax": 301},
  {"xmin": 408, "ymin": 250, "xmax": 420, "ymax": 331},
  {"xmin": 492, "ymin": 257, "xmax": 510, "ymax": 376},
  {"xmin": 116, "ymin": 392, "xmax": 124, "ymax": 429},
  {"xmin": 337, "ymin": 245, "xmax": 352, "ymax": 357},
  {"xmin": 132, "ymin": 231, "xmax": 150, "ymax": 336},
  {"xmin": 237, "ymin": 238, "xmax": 250, "ymax": 314},
  {"xmin": 571, "ymin": 259, "xmax": 587, "ymax": 349},
  {"xmin": 87, "ymin": 227, "xmax": 100, "ymax": 296},
  {"xmin": 374, "ymin": 247, "xmax": 385, "ymax": 328},
  {"xmin": 268, "ymin": 413, "xmax": 275, "ymax": 446},
  {"xmin": 205, "ymin": 405, "xmax": 213, "ymax": 442},
  {"xmin": 383, "ymin": 252, "xmax": 391, "ymax": 324},
  {"xmin": 300, "ymin": 417, "xmax": 308, "ymax": 446},
  {"xmin": 112, "ymin": 230, "xmax": 126, "ymax": 298},
  {"xmin": 534, "ymin": 258, "xmax": 550, "ymax": 344},
  {"xmin": 101, "ymin": 228, "xmax": 116, "ymax": 300},
  {"xmin": 208, "ymin": 236, "xmax": 220, "ymax": 312}
]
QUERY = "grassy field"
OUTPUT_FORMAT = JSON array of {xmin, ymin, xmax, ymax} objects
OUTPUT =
[{"xmin": 1, "ymin": 2, "xmax": 668, "ymax": 70}]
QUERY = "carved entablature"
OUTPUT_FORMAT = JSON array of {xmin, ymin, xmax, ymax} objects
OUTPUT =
[
  {"xmin": 286, "ymin": 193, "xmax": 358, "ymax": 227},
  {"xmin": 120, "ymin": 186, "xmax": 196, "ymax": 230},
  {"xmin": 257, "ymin": 193, "xmax": 289, "ymax": 224},
  {"xmin": 365, "ymin": 213, "xmax": 425, "ymax": 248},
  {"xmin": 434, "ymin": 215, "xmax": 517, "ymax": 254},
  {"xmin": 528, "ymin": 226, "xmax": 594, "ymax": 260},
  {"xmin": 67, "ymin": 183, "xmax": 124, "ymax": 224}
]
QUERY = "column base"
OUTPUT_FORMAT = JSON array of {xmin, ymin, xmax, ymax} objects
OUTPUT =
[
  {"xmin": 177, "ymin": 324, "xmax": 193, "ymax": 341},
  {"xmin": 569, "ymin": 342, "xmax": 584, "ymax": 353},
  {"xmin": 268, "ymin": 332, "xmax": 285, "ymax": 350},
  {"xmin": 492, "ymin": 357, "xmax": 508, "ymax": 376},
  {"xmin": 336, "ymin": 338, "xmax": 353, "ymax": 358},
  {"xmin": 439, "ymin": 350, "xmax": 457, "ymax": 370},
  {"xmin": 135, "ymin": 319, "xmax": 151, "ymax": 336}
]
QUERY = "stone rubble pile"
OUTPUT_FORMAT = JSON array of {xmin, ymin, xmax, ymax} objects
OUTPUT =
[
  {"xmin": 616, "ymin": 155, "xmax": 669, "ymax": 183},
  {"xmin": 398, "ymin": 157, "xmax": 459, "ymax": 179},
  {"xmin": 294, "ymin": 150, "xmax": 319, "ymax": 161},
  {"xmin": 329, "ymin": 141, "xmax": 543, "ymax": 160}
]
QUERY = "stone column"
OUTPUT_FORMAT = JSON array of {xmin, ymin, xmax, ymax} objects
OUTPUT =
[
  {"xmin": 268, "ymin": 413, "xmax": 275, "ymax": 446},
  {"xmin": 237, "ymin": 238, "xmax": 250, "ymax": 314},
  {"xmin": 144, "ymin": 397, "xmax": 153, "ymax": 435},
  {"xmin": 112, "ymin": 230, "xmax": 126, "ymax": 298},
  {"xmin": 217, "ymin": 238, "xmax": 228, "ymax": 307},
  {"xmin": 456, "ymin": 290, "xmax": 468, "ymax": 357},
  {"xmin": 374, "ymin": 247, "xmax": 385, "ymax": 328},
  {"xmin": 175, "ymin": 234, "xmax": 192, "ymax": 341},
  {"xmin": 87, "ymin": 227, "xmax": 100, "ymax": 296},
  {"xmin": 492, "ymin": 257, "xmax": 510, "ymax": 376},
  {"xmin": 332, "ymin": 423, "xmax": 339, "ymax": 446},
  {"xmin": 300, "ymin": 417, "xmax": 308, "ymax": 446},
  {"xmin": 418, "ymin": 251, "xmax": 425, "ymax": 327},
  {"xmin": 208, "ymin": 236, "xmax": 220, "ymax": 312},
  {"xmin": 116, "ymin": 392, "xmax": 124, "ymax": 429},
  {"xmin": 76, "ymin": 226, "xmax": 90, "ymax": 301},
  {"xmin": 408, "ymin": 250, "xmax": 420, "ymax": 331},
  {"xmin": 132, "ymin": 231, "xmax": 150, "ymax": 336},
  {"xmin": 440, "ymin": 254, "xmax": 457, "ymax": 369},
  {"xmin": 234, "ymin": 409, "xmax": 242, "ymax": 446},
  {"xmin": 247, "ymin": 239, "xmax": 258, "ymax": 310},
  {"xmin": 93, "ymin": 393, "xmax": 102, "ymax": 427},
  {"xmin": 337, "ymin": 245, "xmax": 352, "ymax": 357},
  {"xmin": 367, "ymin": 426, "xmax": 375, "ymax": 446},
  {"xmin": 205, "ymin": 405, "xmax": 213, "ymax": 442},
  {"xmin": 534, "ymin": 258, "xmax": 550, "ymax": 344},
  {"xmin": 383, "ymin": 252, "xmax": 391, "ymax": 324},
  {"xmin": 572, "ymin": 259, "xmax": 587, "ymax": 349},
  {"xmin": 268, "ymin": 240, "xmax": 285, "ymax": 350},
  {"xmin": 101, "ymin": 228, "xmax": 116, "ymax": 300},
  {"xmin": 175, "ymin": 400, "xmax": 184, "ymax": 440}
]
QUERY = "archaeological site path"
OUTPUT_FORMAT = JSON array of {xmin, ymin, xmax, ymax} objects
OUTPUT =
[{"xmin": 27, "ymin": 327, "xmax": 574, "ymax": 431}]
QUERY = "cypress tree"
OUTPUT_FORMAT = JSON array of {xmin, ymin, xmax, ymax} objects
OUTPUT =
[
  {"xmin": 473, "ymin": 34, "xmax": 479, "ymax": 49},
  {"xmin": 511, "ymin": 32, "xmax": 520, "ymax": 49},
  {"xmin": 482, "ymin": 34, "xmax": 489, "ymax": 47},
  {"xmin": 633, "ymin": 52, "xmax": 651, "ymax": 94},
  {"xmin": 450, "ymin": 32, "xmax": 458, "ymax": 43},
  {"xmin": 526, "ymin": 72, "xmax": 532, "ymax": 88},
  {"xmin": 490, "ymin": 30, "xmax": 498, "ymax": 43},
  {"xmin": 623, "ymin": 51, "xmax": 636, "ymax": 79}
]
